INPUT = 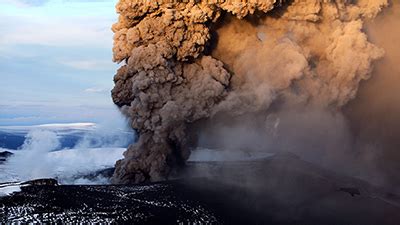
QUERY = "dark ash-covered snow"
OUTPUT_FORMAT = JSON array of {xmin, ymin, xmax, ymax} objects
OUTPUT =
[{"xmin": 1, "ymin": 154, "xmax": 400, "ymax": 224}]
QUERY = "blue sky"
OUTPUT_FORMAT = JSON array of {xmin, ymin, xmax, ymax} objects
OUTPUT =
[{"xmin": 0, "ymin": 0, "xmax": 123, "ymax": 125}]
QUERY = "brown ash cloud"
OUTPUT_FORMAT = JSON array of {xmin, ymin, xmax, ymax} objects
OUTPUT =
[{"xmin": 110, "ymin": 0, "xmax": 388, "ymax": 184}]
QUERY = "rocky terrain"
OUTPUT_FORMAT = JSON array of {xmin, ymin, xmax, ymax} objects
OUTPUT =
[
  {"xmin": 1, "ymin": 154, "xmax": 399, "ymax": 224},
  {"xmin": 0, "ymin": 151, "xmax": 13, "ymax": 163}
]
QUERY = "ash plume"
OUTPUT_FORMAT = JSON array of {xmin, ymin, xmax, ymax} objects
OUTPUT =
[
  {"xmin": 345, "ymin": 1, "xmax": 400, "ymax": 188},
  {"xmin": 111, "ymin": 0, "xmax": 388, "ymax": 184}
]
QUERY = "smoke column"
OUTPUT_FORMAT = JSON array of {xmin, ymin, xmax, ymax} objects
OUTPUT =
[
  {"xmin": 6, "ymin": 130, "xmax": 60, "ymax": 181},
  {"xmin": 111, "ymin": 0, "xmax": 388, "ymax": 184}
]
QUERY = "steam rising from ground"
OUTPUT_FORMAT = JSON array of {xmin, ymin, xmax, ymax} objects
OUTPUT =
[
  {"xmin": 111, "ymin": 0, "xmax": 388, "ymax": 184},
  {"xmin": 0, "ymin": 120, "xmax": 132, "ymax": 184},
  {"xmin": 8, "ymin": 130, "xmax": 60, "ymax": 180}
]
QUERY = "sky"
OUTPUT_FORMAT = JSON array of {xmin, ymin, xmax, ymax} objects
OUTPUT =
[{"xmin": 0, "ymin": 0, "xmax": 123, "ymax": 125}]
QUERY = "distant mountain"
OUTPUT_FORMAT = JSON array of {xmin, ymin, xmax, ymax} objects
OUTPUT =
[
  {"xmin": 0, "ymin": 131, "xmax": 25, "ymax": 150},
  {"xmin": 0, "ymin": 122, "xmax": 132, "ymax": 150},
  {"xmin": 0, "ymin": 151, "xmax": 13, "ymax": 162},
  {"xmin": 0, "ymin": 129, "xmax": 84, "ymax": 150},
  {"xmin": 0, "ymin": 123, "xmax": 96, "ymax": 134}
]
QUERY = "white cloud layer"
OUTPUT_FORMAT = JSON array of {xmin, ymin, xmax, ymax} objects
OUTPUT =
[
  {"xmin": 61, "ymin": 59, "xmax": 112, "ymax": 70},
  {"xmin": 84, "ymin": 87, "xmax": 108, "ymax": 93},
  {"xmin": 4, "ymin": 0, "xmax": 50, "ymax": 7},
  {"xmin": 0, "ymin": 16, "xmax": 112, "ymax": 48}
]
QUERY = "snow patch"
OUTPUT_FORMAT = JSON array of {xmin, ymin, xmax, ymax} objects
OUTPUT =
[{"xmin": 0, "ymin": 183, "xmax": 22, "ymax": 197}]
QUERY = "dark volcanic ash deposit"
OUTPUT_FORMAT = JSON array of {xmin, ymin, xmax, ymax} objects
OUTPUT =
[
  {"xmin": 1, "ymin": 155, "xmax": 400, "ymax": 224},
  {"xmin": 111, "ymin": 0, "xmax": 388, "ymax": 184}
]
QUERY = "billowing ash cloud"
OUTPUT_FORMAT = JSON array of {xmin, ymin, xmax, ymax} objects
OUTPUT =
[{"xmin": 111, "ymin": 0, "xmax": 387, "ymax": 184}]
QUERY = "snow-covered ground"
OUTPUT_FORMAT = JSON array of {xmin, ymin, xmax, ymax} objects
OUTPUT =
[{"xmin": 0, "ymin": 182, "xmax": 22, "ymax": 197}]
